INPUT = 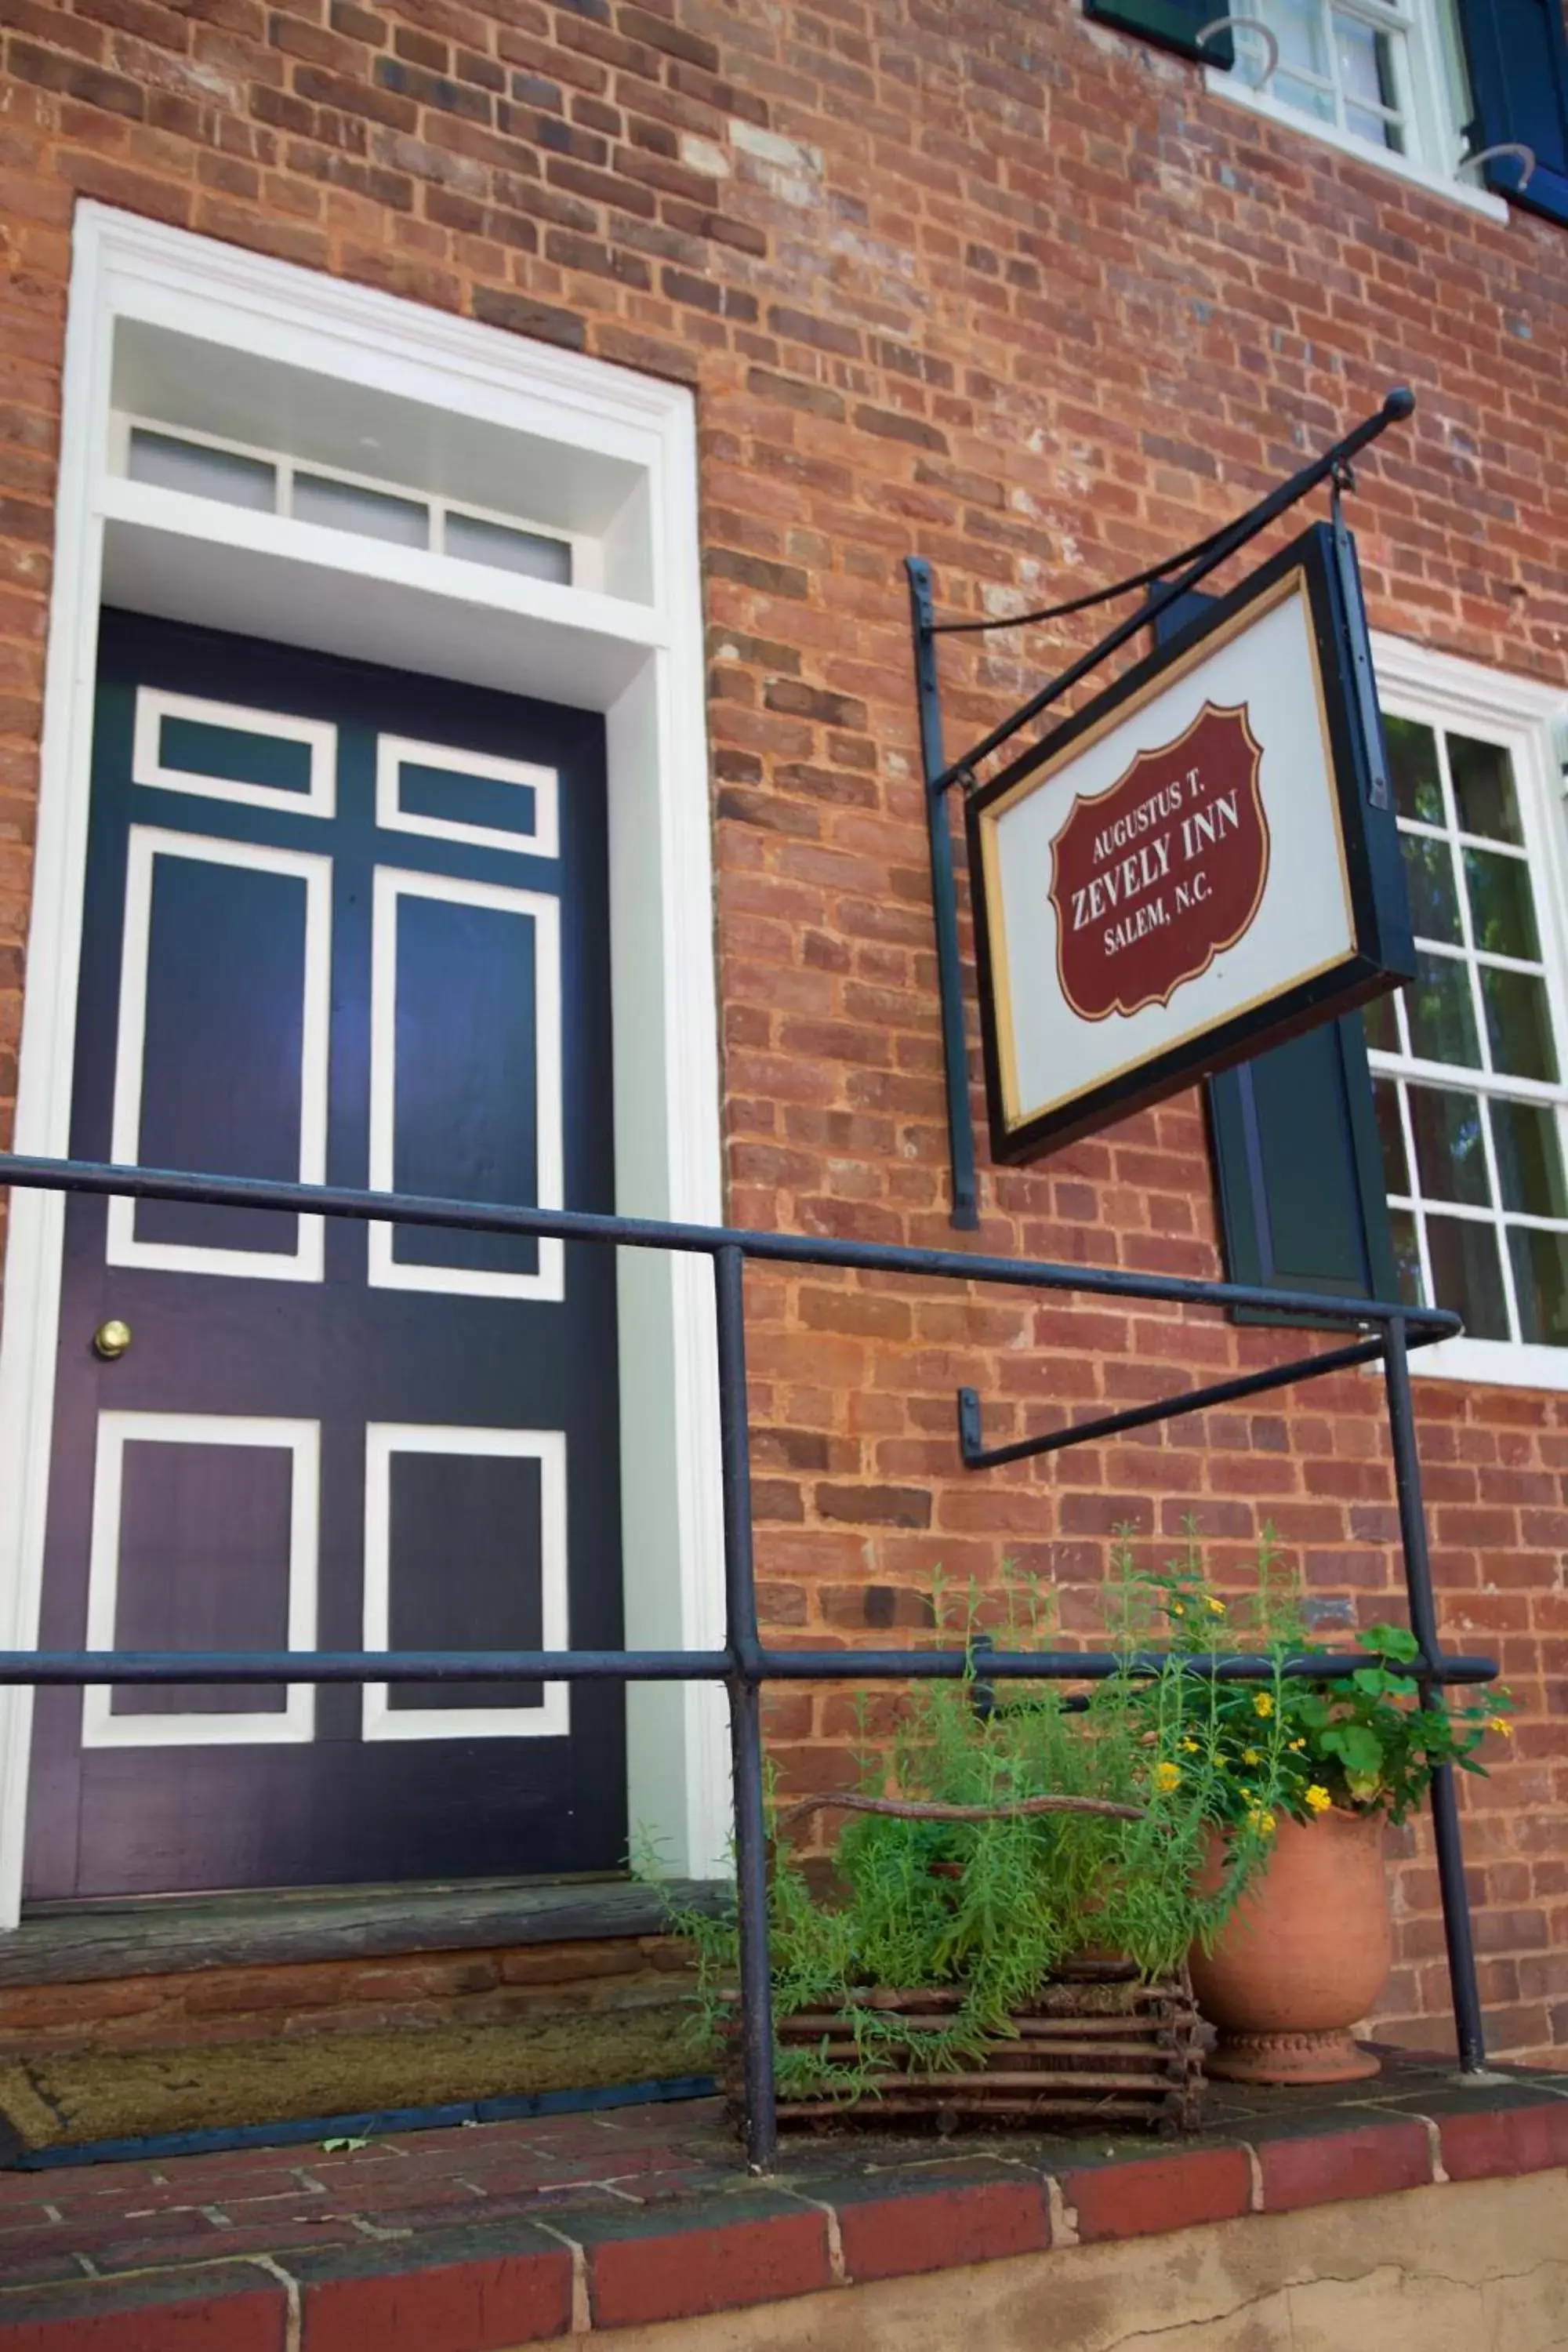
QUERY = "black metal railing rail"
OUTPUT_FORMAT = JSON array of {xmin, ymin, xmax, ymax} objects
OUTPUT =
[{"xmin": 0, "ymin": 1152, "xmax": 1494, "ymax": 2169}]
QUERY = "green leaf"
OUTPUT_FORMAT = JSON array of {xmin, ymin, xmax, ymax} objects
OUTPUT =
[{"xmin": 1366, "ymin": 1624, "xmax": 1420, "ymax": 1663}]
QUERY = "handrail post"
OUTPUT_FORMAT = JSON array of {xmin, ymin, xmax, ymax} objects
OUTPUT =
[
  {"xmin": 713, "ymin": 1243, "xmax": 777, "ymax": 2168},
  {"xmin": 1383, "ymin": 1314, "xmax": 1486, "ymax": 2071}
]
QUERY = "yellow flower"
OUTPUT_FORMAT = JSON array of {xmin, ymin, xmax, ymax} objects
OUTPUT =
[
  {"xmin": 1207, "ymin": 1597, "xmax": 1226, "ymax": 1617},
  {"xmin": 1253, "ymin": 1693, "xmax": 1274, "ymax": 1719},
  {"xmin": 1243, "ymin": 1747, "xmax": 1261, "ymax": 1766},
  {"xmin": 1247, "ymin": 1807, "xmax": 1277, "ymax": 1835},
  {"xmin": 1153, "ymin": 1761, "xmax": 1181, "ymax": 1794},
  {"xmin": 1179, "ymin": 1737, "xmax": 1199, "ymax": 1754},
  {"xmin": 1288, "ymin": 1738, "xmax": 1306, "ymax": 1752},
  {"xmin": 1305, "ymin": 1785, "xmax": 1333, "ymax": 1815},
  {"xmin": 1488, "ymin": 1716, "xmax": 1512, "ymax": 1737},
  {"xmin": 1169, "ymin": 1602, "xmax": 1185, "ymax": 1618}
]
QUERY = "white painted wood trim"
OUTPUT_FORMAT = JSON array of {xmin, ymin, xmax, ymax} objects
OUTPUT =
[
  {"xmin": 132, "ymin": 687, "xmax": 336, "ymax": 817},
  {"xmin": 366, "ymin": 866, "xmax": 564, "ymax": 1303},
  {"xmin": 0, "ymin": 205, "xmax": 727, "ymax": 1922},
  {"xmin": 107, "ymin": 826, "xmax": 331, "ymax": 1282},
  {"xmin": 376, "ymin": 734, "xmax": 558, "ymax": 859},
  {"xmin": 82, "ymin": 1411, "xmax": 319, "ymax": 1748},
  {"xmin": 361, "ymin": 1423, "xmax": 569, "ymax": 1742}
]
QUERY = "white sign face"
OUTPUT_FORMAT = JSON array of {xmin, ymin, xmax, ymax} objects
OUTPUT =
[{"xmin": 971, "ymin": 562, "xmax": 1367, "ymax": 1158}]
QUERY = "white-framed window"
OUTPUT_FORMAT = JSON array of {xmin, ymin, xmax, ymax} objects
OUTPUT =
[
  {"xmin": 1212, "ymin": 0, "xmax": 1504, "ymax": 216},
  {"xmin": 1365, "ymin": 637, "xmax": 1568, "ymax": 1388}
]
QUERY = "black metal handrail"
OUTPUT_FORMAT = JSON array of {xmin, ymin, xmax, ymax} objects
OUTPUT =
[{"xmin": 0, "ymin": 1152, "xmax": 1492, "ymax": 2169}]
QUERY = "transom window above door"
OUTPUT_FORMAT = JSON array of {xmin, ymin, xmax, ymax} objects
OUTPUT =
[
  {"xmin": 116, "ymin": 418, "xmax": 575, "ymax": 588},
  {"xmin": 1366, "ymin": 710, "xmax": 1568, "ymax": 1355}
]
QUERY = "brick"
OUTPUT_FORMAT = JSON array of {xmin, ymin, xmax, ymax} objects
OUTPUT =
[
  {"xmin": 1439, "ymin": 2098, "xmax": 1568, "ymax": 2181},
  {"xmin": 1065, "ymin": 2147, "xmax": 1253, "ymax": 2242},
  {"xmin": 299, "ymin": 2241, "xmax": 574, "ymax": 2349},
  {"xmin": 1257, "ymin": 2121, "xmax": 1433, "ymax": 2213},
  {"xmin": 469, "ymin": 287, "xmax": 585, "ymax": 351},
  {"xmin": 585, "ymin": 2204, "xmax": 832, "ymax": 2329},
  {"xmin": 836, "ymin": 2176, "xmax": 1051, "ymax": 2282},
  {"xmin": 0, "ymin": 2267, "xmax": 289, "ymax": 2350}
]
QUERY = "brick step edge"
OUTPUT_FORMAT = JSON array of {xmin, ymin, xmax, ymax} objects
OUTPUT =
[{"xmin": 2, "ymin": 2091, "xmax": 1566, "ymax": 2346}]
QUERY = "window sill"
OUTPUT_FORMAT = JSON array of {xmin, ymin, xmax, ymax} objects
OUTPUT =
[
  {"xmin": 1203, "ymin": 72, "xmax": 1510, "ymax": 225},
  {"xmin": 1406, "ymin": 1333, "xmax": 1568, "ymax": 1392}
]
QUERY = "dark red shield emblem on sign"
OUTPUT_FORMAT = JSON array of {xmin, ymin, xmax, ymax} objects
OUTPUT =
[{"xmin": 1050, "ymin": 701, "xmax": 1270, "ymax": 1022}]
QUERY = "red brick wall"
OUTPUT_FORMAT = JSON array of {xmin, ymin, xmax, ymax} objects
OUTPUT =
[{"xmin": 0, "ymin": 0, "xmax": 1564, "ymax": 2061}]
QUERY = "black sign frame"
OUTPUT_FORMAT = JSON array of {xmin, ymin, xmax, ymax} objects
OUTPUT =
[{"xmin": 964, "ymin": 521, "xmax": 1414, "ymax": 1164}]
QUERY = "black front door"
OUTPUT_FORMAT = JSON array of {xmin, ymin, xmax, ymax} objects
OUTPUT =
[{"xmin": 24, "ymin": 610, "xmax": 623, "ymax": 1899}]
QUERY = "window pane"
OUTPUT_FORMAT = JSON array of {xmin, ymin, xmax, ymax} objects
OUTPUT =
[
  {"xmin": 1261, "ymin": 0, "xmax": 1329, "ymax": 74},
  {"xmin": 1490, "ymin": 1098, "xmax": 1568, "ymax": 1218},
  {"xmin": 444, "ymin": 511, "xmax": 572, "ymax": 583},
  {"xmin": 1509, "ymin": 1228, "xmax": 1568, "ymax": 1347},
  {"xmin": 128, "ymin": 428, "xmax": 276, "ymax": 512},
  {"xmin": 1363, "ymin": 986, "xmax": 1401, "ymax": 1054},
  {"xmin": 1389, "ymin": 1207, "xmax": 1424, "ymax": 1306},
  {"xmin": 1345, "ymin": 103, "xmax": 1403, "ymax": 151},
  {"xmin": 1463, "ymin": 847, "xmax": 1540, "ymax": 962},
  {"xmin": 1401, "ymin": 834, "xmax": 1461, "ymax": 945},
  {"xmin": 1480, "ymin": 967, "xmax": 1559, "ymax": 1083},
  {"xmin": 292, "ymin": 472, "xmax": 429, "ymax": 547},
  {"xmin": 1334, "ymin": 10, "xmax": 1398, "ymax": 106},
  {"xmin": 1407, "ymin": 1085, "xmax": 1490, "ymax": 1207},
  {"xmin": 1276, "ymin": 71, "xmax": 1338, "ymax": 119},
  {"xmin": 1425, "ymin": 1214, "xmax": 1509, "ymax": 1339},
  {"xmin": 1384, "ymin": 716, "xmax": 1443, "ymax": 825},
  {"xmin": 1406, "ymin": 952, "xmax": 1479, "ymax": 1069},
  {"xmin": 1449, "ymin": 735, "xmax": 1523, "ymax": 845},
  {"xmin": 1373, "ymin": 1076, "xmax": 1409, "ymax": 1194}
]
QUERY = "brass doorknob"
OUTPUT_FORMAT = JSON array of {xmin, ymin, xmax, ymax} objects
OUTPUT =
[{"xmin": 93, "ymin": 1319, "xmax": 132, "ymax": 1362}]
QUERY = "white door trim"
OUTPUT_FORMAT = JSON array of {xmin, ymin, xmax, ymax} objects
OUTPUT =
[{"xmin": 0, "ymin": 205, "xmax": 728, "ymax": 1924}]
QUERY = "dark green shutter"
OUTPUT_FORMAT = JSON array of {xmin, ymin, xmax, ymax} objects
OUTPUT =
[
  {"xmin": 1150, "ymin": 588, "xmax": 1399, "ymax": 1322},
  {"xmin": 1457, "ymin": 0, "xmax": 1568, "ymax": 227},
  {"xmin": 1083, "ymin": 0, "xmax": 1234, "ymax": 68}
]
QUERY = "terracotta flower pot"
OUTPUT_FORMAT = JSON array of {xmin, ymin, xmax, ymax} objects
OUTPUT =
[{"xmin": 1189, "ymin": 1807, "xmax": 1392, "ymax": 2085}]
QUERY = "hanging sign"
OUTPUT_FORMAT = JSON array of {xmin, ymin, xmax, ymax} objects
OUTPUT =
[{"xmin": 966, "ymin": 522, "xmax": 1414, "ymax": 1163}]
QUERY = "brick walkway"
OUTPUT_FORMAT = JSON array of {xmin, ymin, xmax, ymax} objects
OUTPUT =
[{"xmin": 1, "ymin": 2054, "xmax": 1566, "ymax": 2345}]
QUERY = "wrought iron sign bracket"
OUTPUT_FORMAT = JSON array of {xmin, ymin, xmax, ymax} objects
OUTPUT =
[{"xmin": 906, "ymin": 387, "xmax": 1416, "ymax": 1227}]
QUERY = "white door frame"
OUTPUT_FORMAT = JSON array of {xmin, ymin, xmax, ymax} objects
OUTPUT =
[{"xmin": 0, "ymin": 204, "xmax": 730, "ymax": 1925}]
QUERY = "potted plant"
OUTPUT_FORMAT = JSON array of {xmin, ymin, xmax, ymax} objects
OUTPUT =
[
  {"xmin": 662, "ymin": 1576, "xmax": 1276, "ymax": 2135},
  {"xmin": 1116, "ymin": 1539, "xmax": 1510, "ymax": 2085}
]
